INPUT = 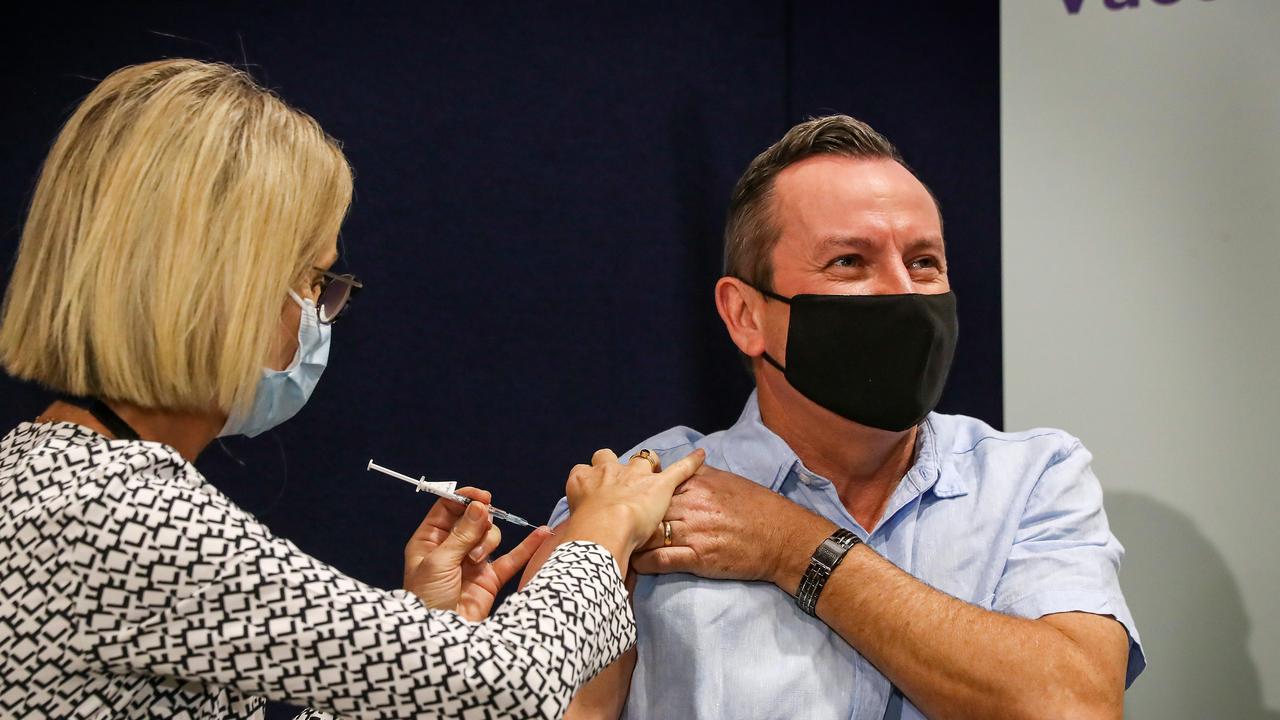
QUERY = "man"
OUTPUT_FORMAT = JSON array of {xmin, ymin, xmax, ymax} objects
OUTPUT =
[{"xmin": 524, "ymin": 115, "xmax": 1143, "ymax": 719}]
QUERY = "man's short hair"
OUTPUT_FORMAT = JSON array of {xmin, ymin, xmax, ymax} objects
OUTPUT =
[
  {"xmin": 0, "ymin": 59, "xmax": 352, "ymax": 413},
  {"xmin": 724, "ymin": 114, "xmax": 933, "ymax": 290}
]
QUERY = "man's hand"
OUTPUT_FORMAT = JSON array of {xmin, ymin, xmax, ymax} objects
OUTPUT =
[
  {"xmin": 631, "ymin": 466, "xmax": 835, "ymax": 586},
  {"xmin": 404, "ymin": 487, "xmax": 551, "ymax": 621}
]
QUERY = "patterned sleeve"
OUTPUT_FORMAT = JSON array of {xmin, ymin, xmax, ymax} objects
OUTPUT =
[{"xmin": 67, "ymin": 463, "xmax": 636, "ymax": 719}]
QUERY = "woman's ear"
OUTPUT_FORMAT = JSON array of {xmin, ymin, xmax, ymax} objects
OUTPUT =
[
  {"xmin": 268, "ymin": 293, "xmax": 304, "ymax": 371},
  {"xmin": 714, "ymin": 277, "xmax": 768, "ymax": 358}
]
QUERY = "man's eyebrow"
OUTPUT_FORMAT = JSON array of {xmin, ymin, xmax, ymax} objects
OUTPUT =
[
  {"xmin": 903, "ymin": 236, "xmax": 946, "ymax": 254},
  {"xmin": 816, "ymin": 236, "xmax": 877, "ymax": 252},
  {"xmin": 816, "ymin": 236, "xmax": 946, "ymax": 253}
]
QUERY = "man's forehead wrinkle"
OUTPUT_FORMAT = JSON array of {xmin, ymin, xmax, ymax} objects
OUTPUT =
[
  {"xmin": 902, "ymin": 236, "xmax": 946, "ymax": 251},
  {"xmin": 816, "ymin": 234, "xmax": 941, "ymax": 248},
  {"xmin": 817, "ymin": 236, "xmax": 877, "ymax": 250}
]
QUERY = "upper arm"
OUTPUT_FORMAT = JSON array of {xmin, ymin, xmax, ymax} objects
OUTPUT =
[
  {"xmin": 80, "ymin": 482, "xmax": 466, "ymax": 710},
  {"xmin": 520, "ymin": 496, "xmax": 573, "ymax": 589},
  {"xmin": 520, "ymin": 518, "xmax": 568, "ymax": 589},
  {"xmin": 992, "ymin": 440, "xmax": 1146, "ymax": 687},
  {"xmin": 563, "ymin": 648, "xmax": 636, "ymax": 720}
]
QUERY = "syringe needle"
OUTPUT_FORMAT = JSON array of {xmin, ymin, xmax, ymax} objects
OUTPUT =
[{"xmin": 367, "ymin": 459, "xmax": 548, "ymax": 532}]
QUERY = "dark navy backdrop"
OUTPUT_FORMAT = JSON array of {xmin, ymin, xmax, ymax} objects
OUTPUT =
[{"xmin": 1, "ymin": 3, "xmax": 998, "ymax": 714}]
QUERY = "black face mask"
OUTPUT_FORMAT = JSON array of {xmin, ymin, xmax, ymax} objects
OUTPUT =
[{"xmin": 753, "ymin": 287, "xmax": 959, "ymax": 432}]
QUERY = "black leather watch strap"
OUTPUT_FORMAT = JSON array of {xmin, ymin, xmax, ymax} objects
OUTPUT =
[{"xmin": 795, "ymin": 528, "xmax": 861, "ymax": 616}]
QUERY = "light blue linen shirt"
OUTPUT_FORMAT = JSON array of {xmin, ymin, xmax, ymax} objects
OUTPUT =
[{"xmin": 548, "ymin": 392, "xmax": 1144, "ymax": 719}]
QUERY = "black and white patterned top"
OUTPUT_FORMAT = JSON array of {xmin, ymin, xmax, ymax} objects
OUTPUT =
[{"xmin": 0, "ymin": 421, "xmax": 635, "ymax": 719}]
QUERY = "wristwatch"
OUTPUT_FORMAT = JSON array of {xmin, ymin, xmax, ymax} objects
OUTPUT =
[{"xmin": 795, "ymin": 528, "xmax": 861, "ymax": 616}]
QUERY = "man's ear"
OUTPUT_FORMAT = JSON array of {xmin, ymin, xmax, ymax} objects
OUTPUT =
[{"xmin": 715, "ymin": 277, "xmax": 768, "ymax": 358}]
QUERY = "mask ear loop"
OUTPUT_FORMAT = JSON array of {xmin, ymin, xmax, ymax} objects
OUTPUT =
[
  {"xmin": 287, "ymin": 289, "xmax": 320, "ymax": 324},
  {"xmin": 736, "ymin": 278, "xmax": 793, "ymax": 305},
  {"xmin": 739, "ymin": 280, "xmax": 792, "ymax": 372},
  {"xmin": 758, "ymin": 288, "xmax": 793, "ymax": 304},
  {"xmin": 760, "ymin": 351, "xmax": 788, "ymax": 374}
]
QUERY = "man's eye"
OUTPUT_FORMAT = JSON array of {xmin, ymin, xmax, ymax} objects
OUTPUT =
[
  {"xmin": 831, "ymin": 255, "xmax": 862, "ymax": 268},
  {"xmin": 910, "ymin": 257, "xmax": 941, "ymax": 270}
]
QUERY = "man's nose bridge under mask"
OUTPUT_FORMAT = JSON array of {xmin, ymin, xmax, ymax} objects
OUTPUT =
[{"xmin": 868, "ymin": 261, "xmax": 916, "ymax": 295}]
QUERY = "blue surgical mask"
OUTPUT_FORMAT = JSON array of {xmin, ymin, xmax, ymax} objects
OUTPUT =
[{"xmin": 219, "ymin": 290, "xmax": 331, "ymax": 438}]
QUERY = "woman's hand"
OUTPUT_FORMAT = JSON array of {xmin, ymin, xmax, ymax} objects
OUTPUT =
[
  {"xmin": 631, "ymin": 466, "xmax": 834, "ymax": 591},
  {"xmin": 556, "ymin": 448, "xmax": 705, "ymax": 572},
  {"xmin": 404, "ymin": 487, "xmax": 552, "ymax": 621}
]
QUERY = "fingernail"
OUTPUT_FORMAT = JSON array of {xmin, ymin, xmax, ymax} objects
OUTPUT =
[
  {"xmin": 469, "ymin": 546, "xmax": 487, "ymax": 562},
  {"xmin": 466, "ymin": 502, "xmax": 486, "ymax": 520}
]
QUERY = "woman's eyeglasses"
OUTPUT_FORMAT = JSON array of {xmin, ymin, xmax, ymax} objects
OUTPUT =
[{"xmin": 312, "ymin": 268, "xmax": 363, "ymax": 325}]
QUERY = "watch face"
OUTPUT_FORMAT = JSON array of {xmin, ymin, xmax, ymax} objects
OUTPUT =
[{"xmin": 815, "ymin": 539, "xmax": 843, "ymax": 568}]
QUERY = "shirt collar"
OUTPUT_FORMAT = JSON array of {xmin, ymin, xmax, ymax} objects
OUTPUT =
[
  {"xmin": 720, "ymin": 392, "xmax": 800, "ymax": 492},
  {"xmin": 925, "ymin": 415, "xmax": 968, "ymax": 498},
  {"xmin": 718, "ymin": 392, "xmax": 966, "ymax": 500}
]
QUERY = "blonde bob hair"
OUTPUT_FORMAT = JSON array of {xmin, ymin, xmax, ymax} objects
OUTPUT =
[{"xmin": 0, "ymin": 59, "xmax": 352, "ymax": 414}]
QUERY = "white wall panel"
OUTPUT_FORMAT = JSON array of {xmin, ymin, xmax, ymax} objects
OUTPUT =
[{"xmin": 1002, "ymin": 1, "xmax": 1280, "ymax": 716}]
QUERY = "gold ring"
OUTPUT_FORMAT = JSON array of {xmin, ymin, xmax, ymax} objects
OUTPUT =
[
  {"xmin": 630, "ymin": 449, "xmax": 661, "ymax": 473},
  {"xmin": 662, "ymin": 520, "xmax": 673, "ymax": 546}
]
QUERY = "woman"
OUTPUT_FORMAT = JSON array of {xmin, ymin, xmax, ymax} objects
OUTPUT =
[{"xmin": 0, "ymin": 59, "xmax": 702, "ymax": 718}]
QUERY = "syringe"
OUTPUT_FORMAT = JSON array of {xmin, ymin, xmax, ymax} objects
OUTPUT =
[{"xmin": 366, "ymin": 459, "xmax": 540, "ymax": 530}]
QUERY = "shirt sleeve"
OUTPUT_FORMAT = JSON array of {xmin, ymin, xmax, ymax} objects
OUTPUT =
[
  {"xmin": 66, "ymin": 467, "xmax": 636, "ymax": 719},
  {"xmin": 547, "ymin": 496, "xmax": 572, "ymax": 528},
  {"xmin": 990, "ymin": 440, "xmax": 1146, "ymax": 687}
]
